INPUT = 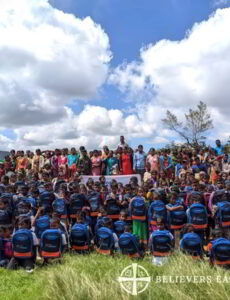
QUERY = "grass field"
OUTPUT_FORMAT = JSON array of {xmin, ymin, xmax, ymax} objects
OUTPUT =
[{"xmin": 1, "ymin": 253, "xmax": 230, "ymax": 300}]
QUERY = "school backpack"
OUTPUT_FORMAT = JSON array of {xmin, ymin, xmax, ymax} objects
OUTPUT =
[
  {"xmin": 95, "ymin": 217, "xmax": 109, "ymax": 235},
  {"xmin": 119, "ymin": 233, "xmax": 141, "ymax": 257},
  {"xmin": 216, "ymin": 201, "xmax": 230, "ymax": 227},
  {"xmin": 69, "ymin": 193, "xmax": 86, "ymax": 218},
  {"xmin": 52, "ymin": 198, "xmax": 67, "ymax": 217},
  {"xmin": 211, "ymin": 238, "xmax": 230, "ymax": 265},
  {"xmin": 168, "ymin": 207, "xmax": 186, "ymax": 230},
  {"xmin": 70, "ymin": 224, "xmax": 90, "ymax": 251},
  {"xmin": 151, "ymin": 230, "xmax": 173, "ymax": 256},
  {"xmin": 35, "ymin": 215, "xmax": 50, "ymax": 239},
  {"xmin": 87, "ymin": 191, "xmax": 100, "ymax": 217},
  {"xmin": 187, "ymin": 203, "xmax": 208, "ymax": 229},
  {"xmin": 12, "ymin": 229, "xmax": 34, "ymax": 259},
  {"xmin": 0, "ymin": 209, "xmax": 11, "ymax": 227},
  {"xmin": 106, "ymin": 195, "xmax": 120, "ymax": 219},
  {"xmin": 96, "ymin": 227, "xmax": 114, "ymax": 254},
  {"xmin": 114, "ymin": 220, "xmax": 125, "ymax": 237},
  {"xmin": 148, "ymin": 201, "xmax": 166, "ymax": 225},
  {"xmin": 40, "ymin": 229, "xmax": 62, "ymax": 258},
  {"xmin": 39, "ymin": 191, "xmax": 55, "ymax": 210},
  {"xmin": 131, "ymin": 197, "xmax": 146, "ymax": 221},
  {"xmin": 180, "ymin": 232, "xmax": 202, "ymax": 257}
]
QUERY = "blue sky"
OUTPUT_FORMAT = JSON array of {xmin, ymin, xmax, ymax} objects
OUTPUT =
[
  {"xmin": 1, "ymin": 0, "xmax": 230, "ymax": 151},
  {"xmin": 49, "ymin": 0, "xmax": 226, "ymax": 149}
]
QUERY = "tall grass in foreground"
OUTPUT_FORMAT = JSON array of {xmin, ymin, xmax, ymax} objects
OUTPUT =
[{"xmin": 1, "ymin": 253, "xmax": 230, "ymax": 300}]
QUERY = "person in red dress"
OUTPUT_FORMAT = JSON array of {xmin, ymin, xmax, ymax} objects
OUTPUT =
[{"xmin": 120, "ymin": 146, "xmax": 133, "ymax": 175}]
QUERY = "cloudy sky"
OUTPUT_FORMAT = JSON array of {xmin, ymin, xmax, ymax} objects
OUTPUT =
[{"xmin": 0, "ymin": 0, "xmax": 230, "ymax": 151}]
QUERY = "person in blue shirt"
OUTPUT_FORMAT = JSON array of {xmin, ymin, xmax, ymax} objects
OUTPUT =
[
  {"xmin": 192, "ymin": 157, "xmax": 207, "ymax": 175},
  {"xmin": 133, "ymin": 145, "xmax": 146, "ymax": 180},
  {"xmin": 215, "ymin": 140, "xmax": 224, "ymax": 156}
]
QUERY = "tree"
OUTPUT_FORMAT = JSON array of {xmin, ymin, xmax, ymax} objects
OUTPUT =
[{"xmin": 162, "ymin": 101, "xmax": 213, "ymax": 147}]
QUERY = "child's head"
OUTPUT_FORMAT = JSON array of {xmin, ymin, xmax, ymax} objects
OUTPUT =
[
  {"xmin": 79, "ymin": 184, "xmax": 87, "ymax": 194},
  {"xmin": 170, "ymin": 192, "xmax": 177, "ymax": 205},
  {"xmin": 51, "ymin": 217, "xmax": 60, "ymax": 229},
  {"xmin": 44, "ymin": 182, "xmax": 53, "ymax": 192},
  {"xmin": 156, "ymin": 217, "xmax": 165, "ymax": 230},
  {"xmin": 99, "ymin": 207, "xmax": 107, "ymax": 217},
  {"xmin": 86, "ymin": 178, "xmax": 94, "ymax": 189},
  {"xmin": 94, "ymin": 181, "xmax": 101, "ymax": 193},
  {"xmin": 76, "ymin": 212, "xmax": 85, "ymax": 224},
  {"xmin": 124, "ymin": 184, "xmax": 131, "ymax": 194},
  {"xmin": 18, "ymin": 217, "xmax": 31, "ymax": 230},
  {"xmin": 0, "ymin": 198, "xmax": 7, "ymax": 210},
  {"xmin": 212, "ymin": 227, "xmax": 223, "ymax": 239},
  {"xmin": 104, "ymin": 219, "xmax": 113, "ymax": 230},
  {"xmin": 111, "ymin": 183, "xmax": 118, "ymax": 194},
  {"xmin": 138, "ymin": 187, "xmax": 144, "ymax": 197},
  {"xmin": 124, "ymin": 224, "xmax": 132, "ymax": 233},
  {"xmin": 119, "ymin": 210, "xmax": 127, "ymax": 221},
  {"xmin": 4, "ymin": 226, "xmax": 13, "ymax": 238}
]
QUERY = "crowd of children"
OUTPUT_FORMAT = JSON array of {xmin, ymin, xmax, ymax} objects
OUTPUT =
[{"xmin": 1, "ymin": 138, "xmax": 230, "ymax": 271}]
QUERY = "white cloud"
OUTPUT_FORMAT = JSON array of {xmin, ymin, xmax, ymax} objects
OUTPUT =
[
  {"xmin": 0, "ymin": 0, "xmax": 111, "ymax": 127},
  {"xmin": 110, "ymin": 8, "xmax": 230, "ymax": 145}
]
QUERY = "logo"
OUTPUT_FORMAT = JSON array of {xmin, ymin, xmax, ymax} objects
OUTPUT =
[{"xmin": 118, "ymin": 263, "xmax": 151, "ymax": 296}]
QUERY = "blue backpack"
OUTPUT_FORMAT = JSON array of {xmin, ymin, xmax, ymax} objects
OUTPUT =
[
  {"xmin": 40, "ymin": 192, "xmax": 55, "ymax": 210},
  {"xmin": 151, "ymin": 230, "xmax": 173, "ymax": 256},
  {"xmin": 148, "ymin": 201, "xmax": 166, "ymax": 225},
  {"xmin": 0, "ymin": 209, "xmax": 11, "ymax": 227},
  {"xmin": 35, "ymin": 215, "xmax": 50, "ymax": 239},
  {"xmin": 88, "ymin": 192, "xmax": 100, "ymax": 217},
  {"xmin": 52, "ymin": 198, "xmax": 67, "ymax": 217},
  {"xmin": 168, "ymin": 207, "xmax": 186, "ymax": 230},
  {"xmin": 211, "ymin": 238, "xmax": 230, "ymax": 265},
  {"xmin": 180, "ymin": 232, "xmax": 202, "ymax": 257},
  {"xmin": 187, "ymin": 203, "xmax": 208, "ymax": 229},
  {"xmin": 40, "ymin": 229, "xmax": 62, "ymax": 258},
  {"xmin": 96, "ymin": 227, "xmax": 114, "ymax": 254},
  {"xmin": 119, "ymin": 233, "xmax": 141, "ymax": 257},
  {"xmin": 95, "ymin": 217, "xmax": 109, "ymax": 234},
  {"xmin": 131, "ymin": 197, "xmax": 146, "ymax": 221},
  {"xmin": 70, "ymin": 224, "xmax": 90, "ymax": 251},
  {"xmin": 216, "ymin": 201, "xmax": 230, "ymax": 228},
  {"xmin": 12, "ymin": 229, "xmax": 34, "ymax": 259},
  {"xmin": 106, "ymin": 196, "xmax": 120, "ymax": 219},
  {"xmin": 69, "ymin": 193, "xmax": 86, "ymax": 218},
  {"xmin": 114, "ymin": 220, "xmax": 125, "ymax": 237}
]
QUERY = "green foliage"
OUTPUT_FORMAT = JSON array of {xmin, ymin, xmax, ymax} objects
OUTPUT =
[
  {"xmin": 1, "ymin": 253, "xmax": 230, "ymax": 300},
  {"xmin": 162, "ymin": 101, "xmax": 213, "ymax": 146}
]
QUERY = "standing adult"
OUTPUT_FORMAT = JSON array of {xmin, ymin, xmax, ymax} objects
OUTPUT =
[{"xmin": 133, "ymin": 145, "xmax": 146, "ymax": 179}]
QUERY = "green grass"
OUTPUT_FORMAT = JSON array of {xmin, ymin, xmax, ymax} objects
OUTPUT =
[{"xmin": 1, "ymin": 253, "xmax": 230, "ymax": 300}]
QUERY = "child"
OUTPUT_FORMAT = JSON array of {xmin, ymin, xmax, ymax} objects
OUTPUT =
[
  {"xmin": 119, "ymin": 224, "xmax": 142, "ymax": 258},
  {"xmin": 149, "ymin": 218, "xmax": 174, "ymax": 265},
  {"xmin": 114, "ymin": 210, "xmax": 127, "ymax": 238},
  {"xmin": 9, "ymin": 217, "xmax": 38, "ymax": 271},
  {"xmin": 96, "ymin": 219, "xmax": 118, "ymax": 255},
  {"xmin": 70, "ymin": 212, "xmax": 92, "ymax": 252},
  {"xmin": 180, "ymin": 224, "xmax": 203, "ymax": 259},
  {"xmin": 104, "ymin": 183, "xmax": 121, "ymax": 220},
  {"xmin": 41, "ymin": 217, "xmax": 67, "ymax": 265},
  {"xmin": 0, "ymin": 226, "xmax": 13, "ymax": 268},
  {"xmin": 130, "ymin": 187, "xmax": 148, "ymax": 249},
  {"xmin": 0, "ymin": 197, "xmax": 12, "ymax": 229}
]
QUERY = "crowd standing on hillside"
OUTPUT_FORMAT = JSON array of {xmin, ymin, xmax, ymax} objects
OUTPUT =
[{"xmin": 1, "ymin": 137, "xmax": 230, "ymax": 271}]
